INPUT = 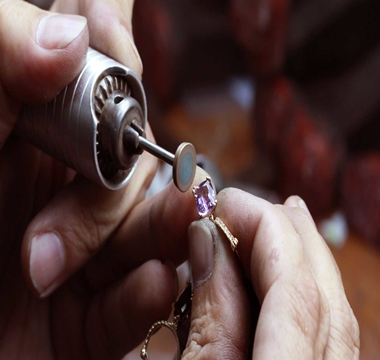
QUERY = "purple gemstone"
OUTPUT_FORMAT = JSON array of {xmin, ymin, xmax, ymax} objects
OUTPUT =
[{"xmin": 193, "ymin": 178, "xmax": 216, "ymax": 217}]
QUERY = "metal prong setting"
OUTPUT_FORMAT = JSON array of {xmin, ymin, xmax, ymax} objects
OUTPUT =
[{"xmin": 193, "ymin": 177, "xmax": 239, "ymax": 252}]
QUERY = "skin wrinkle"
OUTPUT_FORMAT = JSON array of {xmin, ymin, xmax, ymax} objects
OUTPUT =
[
  {"xmin": 184, "ymin": 339, "xmax": 202, "ymax": 359},
  {"xmin": 312, "ymin": 281, "xmax": 331, "ymax": 359},
  {"xmin": 326, "ymin": 301, "xmax": 360, "ymax": 359},
  {"xmin": 288, "ymin": 273, "xmax": 324, "ymax": 345},
  {"xmin": 185, "ymin": 314, "xmax": 244, "ymax": 360},
  {"xmin": 279, "ymin": 204, "xmax": 360, "ymax": 359},
  {"xmin": 269, "ymin": 276, "xmax": 319, "ymax": 354},
  {"xmin": 252, "ymin": 218, "xmax": 329, "ymax": 358},
  {"xmin": 62, "ymin": 211, "xmax": 102, "ymax": 259},
  {"xmin": 184, "ymin": 300, "xmax": 223, "ymax": 356},
  {"xmin": 59, "ymin": 187, "xmax": 127, "ymax": 256},
  {"xmin": 251, "ymin": 209, "xmax": 290, "ymax": 302},
  {"xmin": 185, "ymin": 313, "xmax": 223, "ymax": 359},
  {"xmin": 76, "ymin": 201, "xmax": 108, "ymax": 255},
  {"xmin": 184, "ymin": 221, "xmax": 249, "ymax": 360}
]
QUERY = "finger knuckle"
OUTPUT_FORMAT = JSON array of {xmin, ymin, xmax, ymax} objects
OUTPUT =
[
  {"xmin": 286, "ymin": 194, "xmax": 301, "ymax": 204},
  {"xmin": 292, "ymin": 205, "xmax": 313, "ymax": 225}
]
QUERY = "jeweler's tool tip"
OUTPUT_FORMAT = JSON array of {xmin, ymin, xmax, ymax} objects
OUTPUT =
[
  {"xmin": 126, "ymin": 126, "xmax": 197, "ymax": 192},
  {"xmin": 173, "ymin": 142, "xmax": 197, "ymax": 192}
]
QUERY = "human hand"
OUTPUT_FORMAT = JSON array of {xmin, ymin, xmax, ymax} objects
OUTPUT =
[
  {"xmin": 1, "ymin": 0, "xmax": 146, "ymax": 294},
  {"xmin": 0, "ymin": 0, "xmax": 196, "ymax": 359},
  {"xmin": 183, "ymin": 190, "xmax": 360, "ymax": 359}
]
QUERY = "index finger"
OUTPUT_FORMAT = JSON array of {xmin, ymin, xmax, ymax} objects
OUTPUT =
[
  {"xmin": 83, "ymin": 167, "xmax": 209, "ymax": 289},
  {"xmin": 216, "ymin": 189, "xmax": 332, "ymax": 359},
  {"xmin": 51, "ymin": 0, "xmax": 142, "ymax": 76}
]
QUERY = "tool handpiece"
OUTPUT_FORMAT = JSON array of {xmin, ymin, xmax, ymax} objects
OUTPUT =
[{"xmin": 16, "ymin": 48, "xmax": 196, "ymax": 192}]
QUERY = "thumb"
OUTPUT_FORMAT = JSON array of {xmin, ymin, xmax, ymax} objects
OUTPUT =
[
  {"xmin": 183, "ymin": 220, "xmax": 251, "ymax": 360},
  {"xmin": 0, "ymin": 0, "xmax": 88, "ymax": 145},
  {"xmin": 0, "ymin": 0, "xmax": 89, "ymax": 102}
]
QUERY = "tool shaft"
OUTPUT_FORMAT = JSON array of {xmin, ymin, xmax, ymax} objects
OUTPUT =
[{"xmin": 138, "ymin": 136, "xmax": 175, "ymax": 165}]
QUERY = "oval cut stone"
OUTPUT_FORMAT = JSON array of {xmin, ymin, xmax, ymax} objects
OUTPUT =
[{"xmin": 193, "ymin": 178, "xmax": 216, "ymax": 217}]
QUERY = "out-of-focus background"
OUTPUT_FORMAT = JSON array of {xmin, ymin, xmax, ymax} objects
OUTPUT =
[
  {"xmin": 31, "ymin": 0, "xmax": 380, "ymax": 358},
  {"xmin": 131, "ymin": 0, "xmax": 380, "ymax": 358}
]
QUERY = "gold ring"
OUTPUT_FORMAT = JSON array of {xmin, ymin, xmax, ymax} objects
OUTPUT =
[
  {"xmin": 193, "ymin": 177, "xmax": 238, "ymax": 252},
  {"xmin": 140, "ymin": 282, "xmax": 192, "ymax": 360}
]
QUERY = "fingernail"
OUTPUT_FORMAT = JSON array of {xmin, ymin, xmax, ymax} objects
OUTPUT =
[
  {"xmin": 122, "ymin": 25, "xmax": 143, "ymax": 76},
  {"xmin": 36, "ymin": 14, "xmax": 87, "ymax": 50},
  {"xmin": 30, "ymin": 233, "xmax": 65, "ymax": 297},
  {"xmin": 188, "ymin": 221, "xmax": 214, "ymax": 289}
]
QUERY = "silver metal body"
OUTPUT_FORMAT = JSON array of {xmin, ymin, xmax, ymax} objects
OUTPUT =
[{"xmin": 16, "ymin": 48, "xmax": 147, "ymax": 190}]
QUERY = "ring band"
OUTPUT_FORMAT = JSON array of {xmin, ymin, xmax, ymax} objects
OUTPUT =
[
  {"xmin": 193, "ymin": 177, "xmax": 239, "ymax": 252},
  {"xmin": 140, "ymin": 282, "xmax": 192, "ymax": 360},
  {"xmin": 213, "ymin": 217, "xmax": 239, "ymax": 252}
]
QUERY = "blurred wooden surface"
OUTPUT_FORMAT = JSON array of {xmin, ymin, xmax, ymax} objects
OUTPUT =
[{"xmin": 330, "ymin": 237, "xmax": 380, "ymax": 360}]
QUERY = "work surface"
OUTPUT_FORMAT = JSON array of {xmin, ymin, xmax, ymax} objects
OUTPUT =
[{"xmin": 331, "ymin": 236, "xmax": 380, "ymax": 360}]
